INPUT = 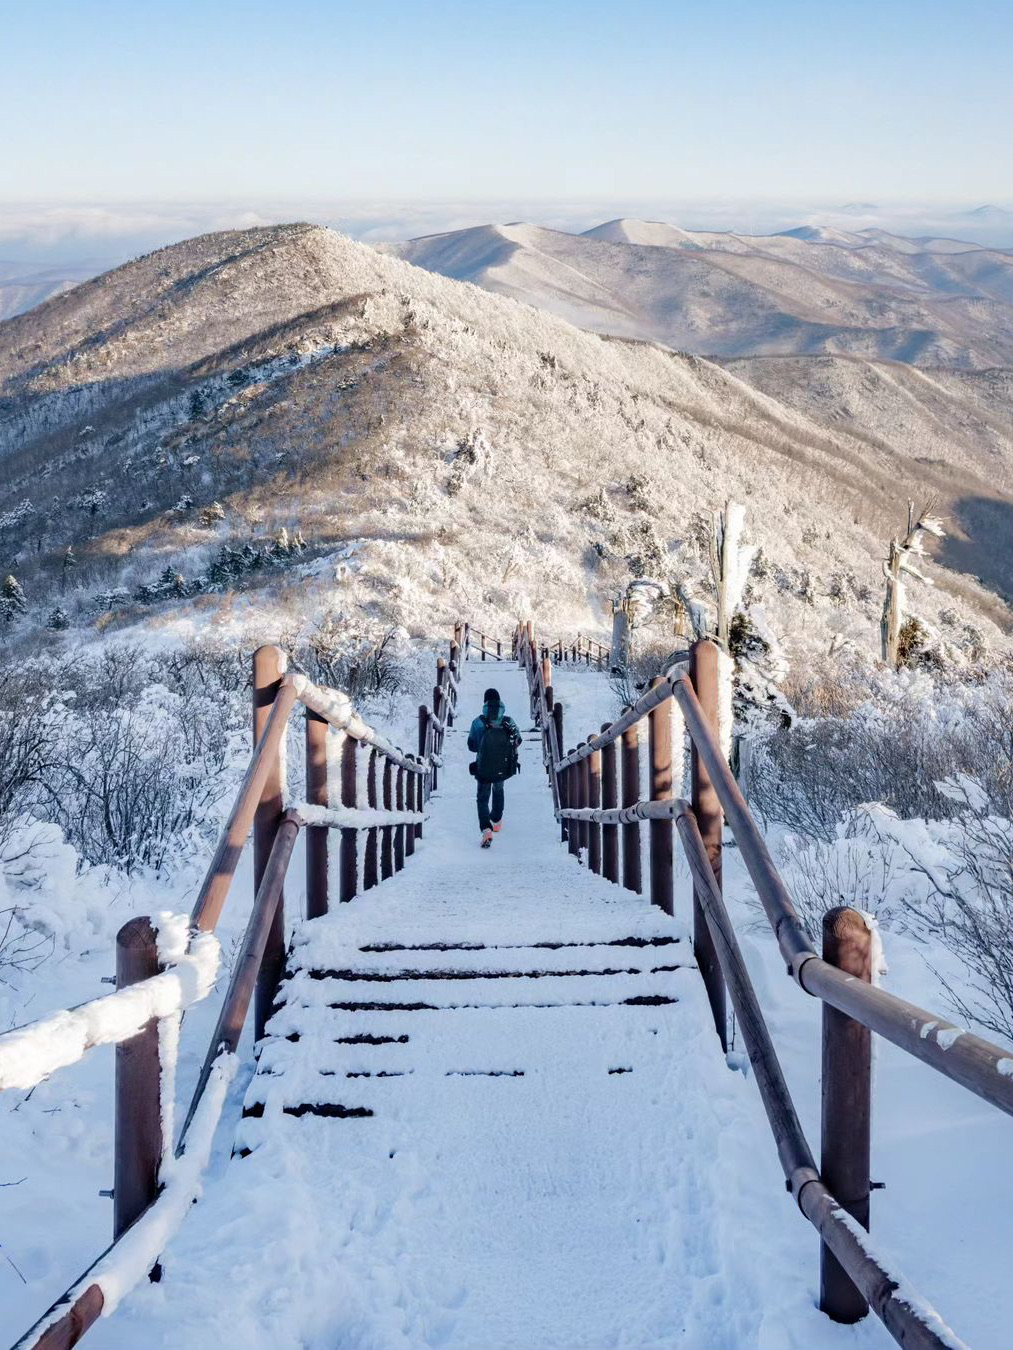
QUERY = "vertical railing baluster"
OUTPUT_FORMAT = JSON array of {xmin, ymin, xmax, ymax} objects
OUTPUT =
[
  {"xmin": 406, "ymin": 760, "xmax": 417, "ymax": 856},
  {"xmin": 305, "ymin": 708, "xmax": 328, "ymax": 920},
  {"xmin": 648, "ymin": 676, "xmax": 674, "ymax": 914},
  {"xmin": 601, "ymin": 724, "xmax": 618, "ymax": 883},
  {"xmin": 252, "ymin": 644, "xmax": 286, "ymax": 1039},
  {"xmin": 577, "ymin": 744, "xmax": 590, "ymax": 859},
  {"xmin": 588, "ymin": 732, "xmax": 602, "ymax": 875},
  {"xmin": 364, "ymin": 749, "xmax": 379, "ymax": 890},
  {"xmin": 621, "ymin": 715, "xmax": 642, "ymax": 894},
  {"xmin": 339, "ymin": 734, "xmax": 357, "ymax": 903},
  {"xmin": 381, "ymin": 758, "xmax": 394, "ymax": 879},
  {"xmin": 394, "ymin": 765, "xmax": 405, "ymax": 871}
]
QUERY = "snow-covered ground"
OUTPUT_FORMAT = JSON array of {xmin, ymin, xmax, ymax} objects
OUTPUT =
[{"xmin": 2, "ymin": 654, "xmax": 1010, "ymax": 1349}]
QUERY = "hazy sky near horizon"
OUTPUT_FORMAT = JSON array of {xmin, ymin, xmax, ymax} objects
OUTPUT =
[{"xmin": 2, "ymin": 0, "xmax": 1011, "ymax": 203}]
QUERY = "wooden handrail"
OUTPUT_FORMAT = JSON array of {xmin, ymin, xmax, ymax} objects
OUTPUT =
[
  {"xmin": 518, "ymin": 621, "xmax": 1002, "ymax": 1346},
  {"xmin": 14, "ymin": 623, "xmax": 468, "ymax": 1350}
]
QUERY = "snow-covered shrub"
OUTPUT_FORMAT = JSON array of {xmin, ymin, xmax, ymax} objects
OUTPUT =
[
  {"xmin": 0, "ymin": 670, "xmax": 60, "ymax": 862},
  {"xmin": 49, "ymin": 684, "xmax": 243, "ymax": 873},
  {"xmin": 777, "ymin": 809, "xmax": 909, "ymax": 941},
  {"xmin": 0, "ymin": 900, "xmax": 53, "ymax": 986},
  {"xmin": 748, "ymin": 667, "xmax": 1013, "ymax": 841},
  {"xmin": 609, "ymin": 637, "xmax": 686, "ymax": 708},
  {"xmin": 880, "ymin": 785, "xmax": 1013, "ymax": 1042},
  {"xmin": 297, "ymin": 615, "xmax": 408, "ymax": 703}
]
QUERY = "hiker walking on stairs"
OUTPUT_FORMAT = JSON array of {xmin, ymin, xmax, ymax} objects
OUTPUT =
[{"xmin": 468, "ymin": 686, "xmax": 521, "ymax": 847}]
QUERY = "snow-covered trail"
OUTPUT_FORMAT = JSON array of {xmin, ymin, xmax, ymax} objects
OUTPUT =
[{"xmin": 92, "ymin": 662, "xmax": 878, "ymax": 1350}]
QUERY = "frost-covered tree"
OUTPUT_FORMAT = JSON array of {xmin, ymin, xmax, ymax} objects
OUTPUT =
[
  {"xmin": 61, "ymin": 545, "xmax": 77, "ymax": 592},
  {"xmin": 706, "ymin": 500, "xmax": 756, "ymax": 649},
  {"xmin": 198, "ymin": 500, "xmax": 226, "ymax": 528},
  {"xmin": 881, "ymin": 501, "xmax": 946, "ymax": 668},
  {"xmin": 46, "ymin": 606, "xmax": 69, "ymax": 630}
]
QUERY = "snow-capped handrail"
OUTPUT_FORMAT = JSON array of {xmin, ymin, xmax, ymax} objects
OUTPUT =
[
  {"xmin": 291, "ymin": 674, "xmax": 427, "ymax": 774},
  {"xmin": 11, "ymin": 624, "xmax": 469, "ymax": 1350},
  {"xmin": 0, "ymin": 924, "xmax": 220, "ymax": 1094},
  {"xmin": 521, "ymin": 619, "xmax": 1002, "ymax": 1348}
]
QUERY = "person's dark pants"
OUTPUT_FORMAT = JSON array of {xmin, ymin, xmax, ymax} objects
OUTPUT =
[{"xmin": 477, "ymin": 779, "xmax": 504, "ymax": 832}]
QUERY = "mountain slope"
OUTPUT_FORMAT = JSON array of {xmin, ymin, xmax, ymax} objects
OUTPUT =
[
  {"xmin": 1, "ymin": 222, "xmax": 1009, "ymax": 659},
  {"xmin": 386, "ymin": 220, "xmax": 1013, "ymax": 369}
]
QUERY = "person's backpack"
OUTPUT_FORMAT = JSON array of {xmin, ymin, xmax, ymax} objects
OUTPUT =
[{"xmin": 475, "ymin": 716, "xmax": 519, "ymax": 783}]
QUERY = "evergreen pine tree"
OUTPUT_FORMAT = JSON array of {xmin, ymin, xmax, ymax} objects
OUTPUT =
[
  {"xmin": 2, "ymin": 574, "xmax": 27, "ymax": 614},
  {"xmin": 47, "ymin": 606, "xmax": 69, "ymax": 630}
]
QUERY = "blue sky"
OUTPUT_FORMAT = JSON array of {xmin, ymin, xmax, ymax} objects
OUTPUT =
[{"xmin": 2, "ymin": 0, "xmax": 1011, "ymax": 202}]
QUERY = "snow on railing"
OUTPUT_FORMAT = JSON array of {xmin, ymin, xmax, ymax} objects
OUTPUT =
[
  {"xmin": 0, "ymin": 918, "xmax": 220, "ymax": 1094},
  {"xmin": 295, "ymin": 803, "xmax": 427, "ymax": 830},
  {"xmin": 292, "ymin": 675, "xmax": 427, "ymax": 774},
  {"xmin": 17, "ymin": 1052, "xmax": 237, "ymax": 1349}
]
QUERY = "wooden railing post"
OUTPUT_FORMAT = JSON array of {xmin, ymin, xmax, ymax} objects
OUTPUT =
[
  {"xmin": 305, "ymin": 708, "xmax": 329, "ymax": 920},
  {"xmin": 621, "ymin": 716, "xmax": 642, "ymax": 894},
  {"xmin": 481, "ymin": 633, "xmax": 487, "ymax": 661},
  {"xmin": 820, "ymin": 907, "xmax": 873, "ymax": 1324},
  {"xmin": 114, "ymin": 916, "xmax": 161, "ymax": 1240},
  {"xmin": 588, "ymin": 733, "xmax": 602, "ymax": 874},
  {"xmin": 339, "ymin": 734, "xmax": 357, "ymax": 903},
  {"xmin": 497, "ymin": 638, "xmax": 502, "ymax": 659},
  {"xmin": 253, "ymin": 643, "xmax": 286, "ymax": 1039},
  {"xmin": 381, "ymin": 758, "xmax": 394, "ymax": 880},
  {"xmin": 690, "ymin": 639, "xmax": 727, "ymax": 1048},
  {"xmin": 648, "ymin": 676, "xmax": 674, "ymax": 914},
  {"xmin": 541, "ymin": 656, "xmax": 552, "ymax": 706},
  {"xmin": 364, "ymin": 749, "xmax": 379, "ymax": 890},
  {"xmin": 601, "ymin": 723, "xmax": 618, "ymax": 883}
]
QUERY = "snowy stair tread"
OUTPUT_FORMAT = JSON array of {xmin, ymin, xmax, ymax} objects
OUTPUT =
[{"xmin": 242, "ymin": 942, "xmax": 691, "ymax": 1129}]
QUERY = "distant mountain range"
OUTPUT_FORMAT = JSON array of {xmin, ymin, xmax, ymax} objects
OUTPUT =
[{"xmin": 385, "ymin": 219, "xmax": 1013, "ymax": 370}]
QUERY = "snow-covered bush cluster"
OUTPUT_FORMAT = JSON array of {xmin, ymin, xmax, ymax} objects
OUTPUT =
[{"xmin": 0, "ymin": 644, "xmax": 248, "ymax": 875}]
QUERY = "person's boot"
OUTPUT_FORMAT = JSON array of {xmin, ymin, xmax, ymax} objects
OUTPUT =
[
  {"xmin": 492, "ymin": 820, "xmax": 503, "ymax": 833},
  {"xmin": 481, "ymin": 828, "xmax": 493, "ymax": 848}
]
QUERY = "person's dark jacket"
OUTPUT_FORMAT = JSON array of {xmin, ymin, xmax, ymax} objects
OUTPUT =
[{"xmin": 468, "ymin": 701, "xmax": 520, "ymax": 759}]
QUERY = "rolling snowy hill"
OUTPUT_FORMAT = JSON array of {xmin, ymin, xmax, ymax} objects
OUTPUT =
[
  {"xmin": 386, "ymin": 219, "xmax": 1013, "ymax": 369},
  {"xmin": 0, "ymin": 222, "xmax": 1010, "ymax": 661}
]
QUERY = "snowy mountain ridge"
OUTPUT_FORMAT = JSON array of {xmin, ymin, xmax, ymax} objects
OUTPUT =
[{"xmin": 0, "ymin": 221, "xmax": 1010, "ymax": 661}]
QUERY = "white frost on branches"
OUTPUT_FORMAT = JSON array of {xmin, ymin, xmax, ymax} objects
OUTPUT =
[
  {"xmin": 709, "ymin": 500, "xmax": 756, "ymax": 650},
  {"xmin": 882, "ymin": 501, "xmax": 946, "ymax": 667}
]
